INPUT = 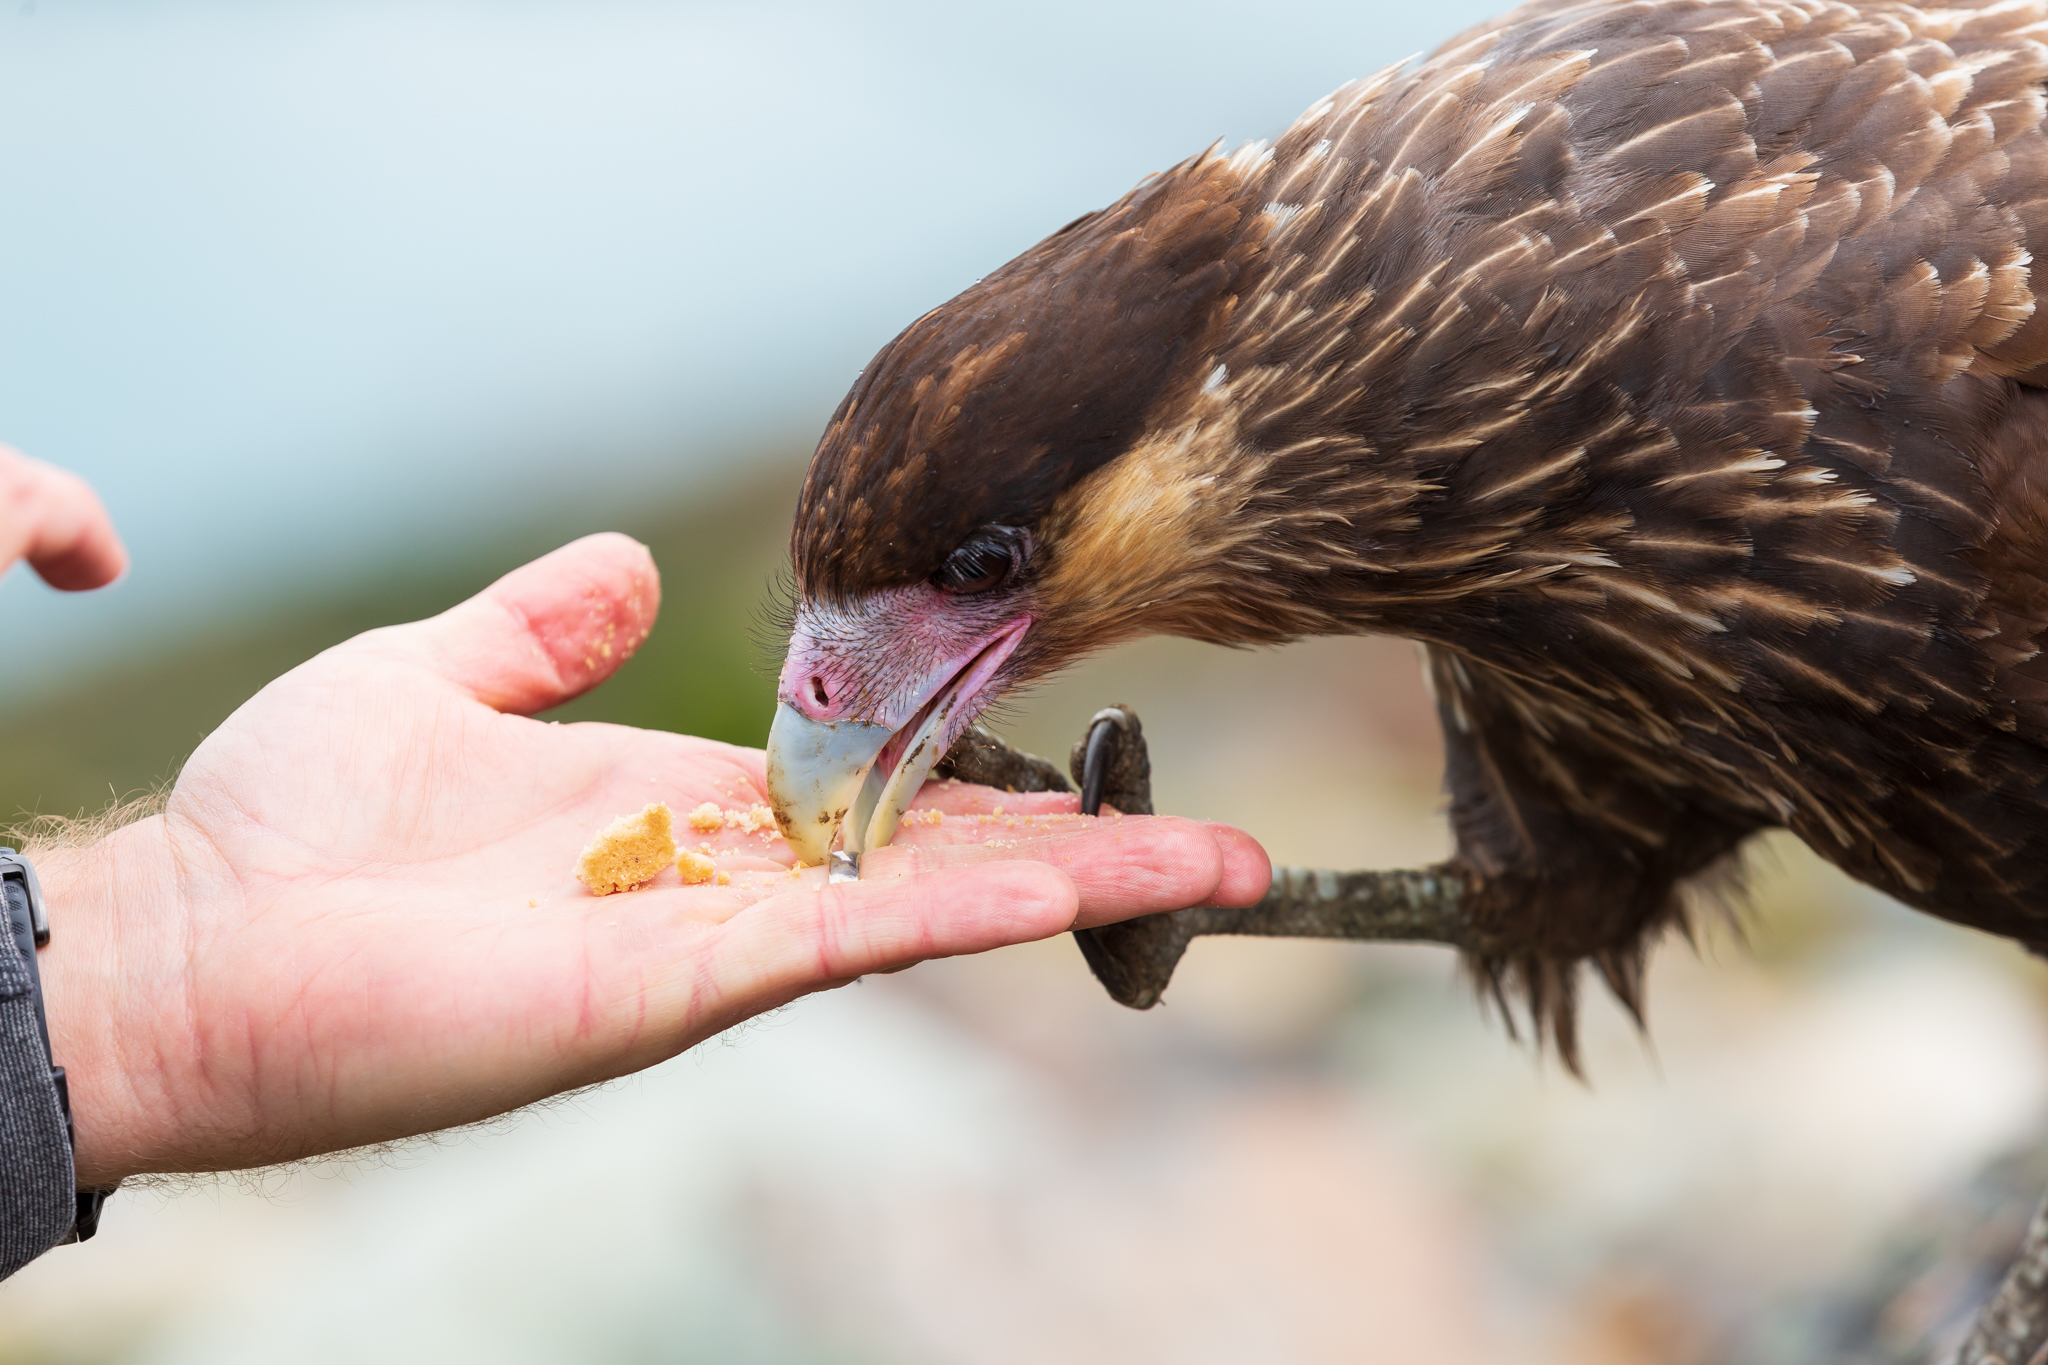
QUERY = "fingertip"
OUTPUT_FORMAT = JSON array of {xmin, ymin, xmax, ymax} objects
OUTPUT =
[
  {"xmin": 1201, "ymin": 822, "xmax": 1273, "ymax": 908},
  {"xmin": 514, "ymin": 533, "xmax": 661, "ymax": 704},
  {"xmin": 390, "ymin": 533, "xmax": 664, "ymax": 713},
  {"xmin": 18, "ymin": 460, "xmax": 129, "ymax": 592},
  {"xmin": 573, "ymin": 531, "xmax": 661, "ymax": 608},
  {"xmin": 34, "ymin": 534, "xmax": 128, "ymax": 592}
]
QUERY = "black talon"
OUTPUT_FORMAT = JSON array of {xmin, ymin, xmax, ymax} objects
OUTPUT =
[
  {"xmin": 1068, "ymin": 704, "xmax": 1151, "ymax": 818},
  {"xmin": 1079, "ymin": 708, "xmax": 1129, "ymax": 816}
]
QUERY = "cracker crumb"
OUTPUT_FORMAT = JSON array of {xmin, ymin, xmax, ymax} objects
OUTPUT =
[
  {"xmin": 687, "ymin": 802, "xmax": 724, "ymax": 833},
  {"xmin": 677, "ymin": 849, "xmax": 717, "ymax": 885},
  {"xmin": 715, "ymin": 871, "xmax": 731, "ymax": 886},
  {"xmin": 576, "ymin": 804, "xmax": 677, "ymax": 895},
  {"xmin": 724, "ymin": 803, "xmax": 778, "ymax": 835},
  {"xmin": 527, "ymin": 899, "xmax": 537, "ymax": 908}
]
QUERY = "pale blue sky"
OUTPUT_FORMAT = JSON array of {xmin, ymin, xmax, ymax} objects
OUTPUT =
[{"xmin": 0, "ymin": 0, "xmax": 1501, "ymax": 695}]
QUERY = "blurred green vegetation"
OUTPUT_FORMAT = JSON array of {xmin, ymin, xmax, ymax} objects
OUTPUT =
[{"xmin": 0, "ymin": 457, "xmax": 803, "ymax": 822}]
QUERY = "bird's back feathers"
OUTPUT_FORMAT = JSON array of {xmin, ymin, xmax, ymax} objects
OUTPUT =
[{"xmin": 1163, "ymin": 0, "xmax": 2048, "ymax": 1033}]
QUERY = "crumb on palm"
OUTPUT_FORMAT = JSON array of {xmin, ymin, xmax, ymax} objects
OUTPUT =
[
  {"xmin": 576, "ymin": 804, "xmax": 677, "ymax": 896},
  {"xmin": 687, "ymin": 802, "xmax": 724, "ymax": 833},
  {"xmin": 721, "ymin": 803, "xmax": 778, "ymax": 835},
  {"xmin": 677, "ymin": 849, "xmax": 718, "ymax": 885}
]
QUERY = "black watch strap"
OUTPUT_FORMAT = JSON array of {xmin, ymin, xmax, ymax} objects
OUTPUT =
[{"xmin": 0, "ymin": 849, "xmax": 109, "ymax": 1242}]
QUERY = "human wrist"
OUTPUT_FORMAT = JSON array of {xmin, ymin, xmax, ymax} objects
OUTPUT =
[{"xmin": 33, "ymin": 815, "xmax": 188, "ymax": 1187}]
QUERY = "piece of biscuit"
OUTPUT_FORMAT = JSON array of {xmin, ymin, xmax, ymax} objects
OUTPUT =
[
  {"xmin": 676, "ymin": 848, "xmax": 717, "ymax": 885},
  {"xmin": 686, "ymin": 802, "xmax": 724, "ymax": 834},
  {"xmin": 576, "ymin": 803, "xmax": 677, "ymax": 895},
  {"xmin": 725, "ymin": 803, "xmax": 778, "ymax": 834}
]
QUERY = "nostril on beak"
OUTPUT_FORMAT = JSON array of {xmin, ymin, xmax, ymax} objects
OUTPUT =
[{"xmin": 809, "ymin": 676, "xmax": 830, "ymax": 710}]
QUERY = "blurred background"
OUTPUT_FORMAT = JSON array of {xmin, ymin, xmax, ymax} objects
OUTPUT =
[{"xmin": 1, "ymin": 2, "xmax": 2046, "ymax": 1362}]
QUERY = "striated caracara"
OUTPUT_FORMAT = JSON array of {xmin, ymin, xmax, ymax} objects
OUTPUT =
[{"xmin": 764, "ymin": 0, "xmax": 2048, "ymax": 1054}]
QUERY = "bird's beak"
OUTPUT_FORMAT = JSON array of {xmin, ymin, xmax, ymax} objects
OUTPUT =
[
  {"xmin": 764, "ymin": 706, "xmax": 896, "ymax": 865},
  {"xmin": 765, "ymin": 684, "xmax": 963, "ymax": 865},
  {"xmin": 766, "ymin": 611, "xmax": 1030, "ymax": 865}
]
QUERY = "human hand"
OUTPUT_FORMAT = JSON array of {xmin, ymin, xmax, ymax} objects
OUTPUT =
[
  {"xmin": 33, "ymin": 534, "xmax": 1269, "ymax": 1185},
  {"xmin": 0, "ymin": 444, "xmax": 127, "ymax": 590}
]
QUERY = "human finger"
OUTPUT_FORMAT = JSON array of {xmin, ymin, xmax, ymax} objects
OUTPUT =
[
  {"xmin": 349, "ymin": 532, "xmax": 661, "ymax": 713},
  {"xmin": 682, "ymin": 859, "xmax": 1079, "ymax": 1034},
  {"xmin": 667, "ymin": 810, "xmax": 1268, "ymax": 935},
  {"xmin": 679, "ymin": 815, "xmax": 1243, "ymax": 1029},
  {"xmin": 909, "ymin": 782, "xmax": 1082, "ymax": 817},
  {"xmin": 1200, "ymin": 821, "xmax": 1272, "ymax": 908},
  {"xmin": 853, "ymin": 814, "xmax": 1234, "ymax": 928},
  {"xmin": 0, "ymin": 447, "xmax": 128, "ymax": 590}
]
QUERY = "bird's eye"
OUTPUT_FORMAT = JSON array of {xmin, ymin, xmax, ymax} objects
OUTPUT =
[{"xmin": 934, "ymin": 525, "xmax": 1030, "ymax": 595}]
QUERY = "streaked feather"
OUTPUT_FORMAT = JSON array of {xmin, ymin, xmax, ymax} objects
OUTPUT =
[{"xmin": 791, "ymin": 0, "xmax": 2048, "ymax": 1056}]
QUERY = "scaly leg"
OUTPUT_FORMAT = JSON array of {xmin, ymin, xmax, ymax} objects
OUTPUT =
[{"xmin": 1072, "ymin": 863, "xmax": 1470, "ymax": 1008}]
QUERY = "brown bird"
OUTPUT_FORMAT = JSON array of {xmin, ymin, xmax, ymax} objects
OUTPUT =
[{"xmin": 764, "ymin": 0, "xmax": 2048, "ymax": 1060}]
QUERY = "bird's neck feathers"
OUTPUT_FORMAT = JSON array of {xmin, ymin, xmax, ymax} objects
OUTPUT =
[{"xmin": 1028, "ymin": 374, "xmax": 1633, "ymax": 664}]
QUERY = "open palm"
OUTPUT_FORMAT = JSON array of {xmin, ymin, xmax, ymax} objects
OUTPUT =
[{"xmin": 36, "ymin": 535, "xmax": 1267, "ymax": 1184}]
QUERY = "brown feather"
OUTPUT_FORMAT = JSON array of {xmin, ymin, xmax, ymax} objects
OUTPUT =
[{"xmin": 790, "ymin": 0, "xmax": 2048, "ymax": 1059}]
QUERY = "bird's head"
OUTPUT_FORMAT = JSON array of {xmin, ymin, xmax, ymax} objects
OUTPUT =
[{"xmin": 766, "ymin": 151, "xmax": 1271, "ymax": 862}]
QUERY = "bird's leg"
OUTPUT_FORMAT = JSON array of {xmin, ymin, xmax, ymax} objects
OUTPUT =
[
  {"xmin": 938, "ymin": 712, "xmax": 1473, "ymax": 1010},
  {"xmin": 1072, "ymin": 862, "xmax": 1472, "ymax": 1008},
  {"xmin": 1952, "ymin": 1190, "xmax": 2048, "ymax": 1365}
]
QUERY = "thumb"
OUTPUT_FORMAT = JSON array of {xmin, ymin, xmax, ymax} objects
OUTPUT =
[{"xmin": 362, "ymin": 533, "xmax": 661, "ymax": 713}]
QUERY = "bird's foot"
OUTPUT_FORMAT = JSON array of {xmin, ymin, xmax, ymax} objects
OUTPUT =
[{"xmin": 937, "ymin": 714, "xmax": 1472, "ymax": 1010}]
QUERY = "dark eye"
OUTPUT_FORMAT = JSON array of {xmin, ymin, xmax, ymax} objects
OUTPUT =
[{"xmin": 934, "ymin": 525, "xmax": 1030, "ymax": 595}]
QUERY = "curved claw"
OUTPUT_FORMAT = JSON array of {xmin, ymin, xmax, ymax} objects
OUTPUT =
[
  {"xmin": 1068, "ymin": 704, "xmax": 1152, "ymax": 818},
  {"xmin": 1079, "ymin": 709, "xmax": 1130, "ymax": 816}
]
